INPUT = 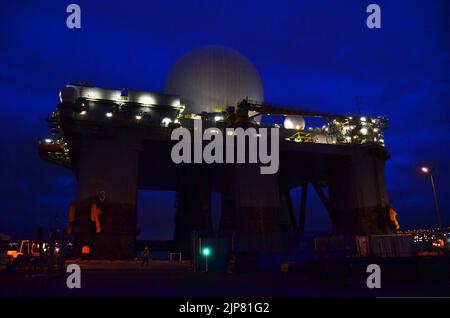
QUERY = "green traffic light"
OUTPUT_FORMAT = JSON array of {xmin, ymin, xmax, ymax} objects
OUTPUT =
[{"xmin": 202, "ymin": 247, "xmax": 211, "ymax": 256}]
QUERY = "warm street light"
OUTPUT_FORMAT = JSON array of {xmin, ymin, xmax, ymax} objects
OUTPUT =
[{"xmin": 420, "ymin": 166, "xmax": 442, "ymax": 228}]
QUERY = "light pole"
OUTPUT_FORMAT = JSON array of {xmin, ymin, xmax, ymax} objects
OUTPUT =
[
  {"xmin": 421, "ymin": 166, "xmax": 442, "ymax": 228},
  {"xmin": 202, "ymin": 247, "xmax": 211, "ymax": 272}
]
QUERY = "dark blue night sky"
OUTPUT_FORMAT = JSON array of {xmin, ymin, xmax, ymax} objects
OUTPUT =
[{"xmin": 1, "ymin": 1, "xmax": 449, "ymax": 240}]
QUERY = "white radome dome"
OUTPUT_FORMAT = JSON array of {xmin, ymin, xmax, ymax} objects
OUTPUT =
[
  {"xmin": 164, "ymin": 46, "xmax": 264, "ymax": 114},
  {"xmin": 283, "ymin": 116, "xmax": 305, "ymax": 130}
]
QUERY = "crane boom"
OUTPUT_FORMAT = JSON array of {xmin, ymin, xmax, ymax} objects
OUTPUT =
[{"xmin": 236, "ymin": 99, "xmax": 349, "ymax": 120}]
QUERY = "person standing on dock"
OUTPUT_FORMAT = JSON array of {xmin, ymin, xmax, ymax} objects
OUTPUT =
[{"xmin": 142, "ymin": 246, "xmax": 150, "ymax": 267}]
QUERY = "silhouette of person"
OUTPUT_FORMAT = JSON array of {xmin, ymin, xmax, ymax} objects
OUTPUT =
[{"xmin": 142, "ymin": 246, "xmax": 150, "ymax": 267}]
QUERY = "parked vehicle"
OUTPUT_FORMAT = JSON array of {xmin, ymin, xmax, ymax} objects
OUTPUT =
[{"xmin": 7, "ymin": 240, "xmax": 40, "ymax": 267}]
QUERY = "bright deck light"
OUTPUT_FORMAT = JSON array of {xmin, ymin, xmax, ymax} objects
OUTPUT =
[{"xmin": 161, "ymin": 117, "xmax": 172, "ymax": 126}]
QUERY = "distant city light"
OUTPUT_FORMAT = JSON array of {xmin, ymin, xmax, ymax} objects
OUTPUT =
[
  {"xmin": 80, "ymin": 110, "xmax": 87, "ymax": 115},
  {"xmin": 135, "ymin": 115, "xmax": 142, "ymax": 120},
  {"xmin": 360, "ymin": 116, "xmax": 367, "ymax": 122},
  {"xmin": 44, "ymin": 139, "xmax": 52, "ymax": 143},
  {"xmin": 106, "ymin": 112, "xmax": 113, "ymax": 118},
  {"xmin": 214, "ymin": 115, "xmax": 223, "ymax": 122},
  {"xmin": 360, "ymin": 127, "xmax": 368, "ymax": 135}
]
